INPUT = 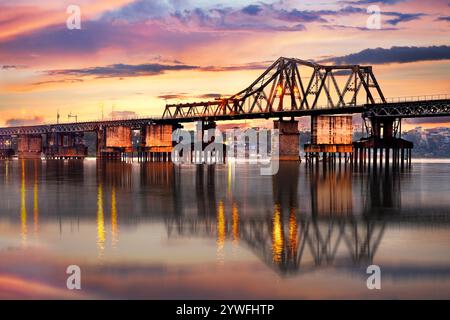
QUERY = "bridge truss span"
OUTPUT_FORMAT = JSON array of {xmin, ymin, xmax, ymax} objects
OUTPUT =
[{"xmin": 163, "ymin": 57, "xmax": 386, "ymax": 120}]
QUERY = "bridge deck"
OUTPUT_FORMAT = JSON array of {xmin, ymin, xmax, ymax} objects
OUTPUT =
[{"xmin": 0, "ymin": 99, "xmax": 449, "ymax": 136}]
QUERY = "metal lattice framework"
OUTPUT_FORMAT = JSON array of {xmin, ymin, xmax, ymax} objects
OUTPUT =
[
  {"xmin": 163, "ymin": 57, "xmax": 386, "ymax": 120},
  {"xmin": 364, "ymin": 99, "xmax": 450, "ymax": 118},
  {"xmin": 0, "ymin": 118, "xmax": 156, "ymax": 136}
]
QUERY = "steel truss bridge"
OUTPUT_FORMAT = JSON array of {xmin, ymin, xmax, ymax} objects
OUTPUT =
[{"xmin": 0, "ymin": 57, "xmax": 449, "ymax": 137}]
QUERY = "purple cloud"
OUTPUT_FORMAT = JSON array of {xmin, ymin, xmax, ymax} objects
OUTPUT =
[
  {"xmin": 322, "ymin": 45, "xmax": 450, "ymax": 65},
  {"xmin": 46, "ymin": 63, "xmax": 198, "ymax": 78}
]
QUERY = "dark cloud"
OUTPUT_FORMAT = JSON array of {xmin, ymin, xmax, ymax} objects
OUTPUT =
[
  {"xmin": 323, "ymin": 24, "xmax": 398, "ymax": 31},
  {"xmin": 198, "ymin": 93, "xmax": 222, "ymax": 99},
  {"xmin": 158, "ymin": 93, "xmax": 189, "ymax": 100},
  {"xmin": 436, "ymin": 16, "xmax": 450, "ymax": 22},
  {"xmin": 322, "ymin": 45, "xmax": 450, "ymax": 65},
  {"xmin": 201, "ymin": 61, "xmax": 270, "ymax": 72},
  {"xmin": 32, "ymin": 78, "xmax": 84, "ymax": 86},
  {"xmin": 383, "ymin": 12, "xmax": 425, "ymax": 25},
  {"xmin": 158, "ymin": 93, "xmax": 225, "ymax": 101},
  {"xmin": 43, "ymin": 59, "xmax": 270, "ymax": 80},
  {"xmin": 274, "ymin": 6, "xmax": 366, "ymax": 24},
  {"xmin": 275, "ymin": 9, "xmax": 329, "ymax": 23},
  {"xmin": 241, "ymin": 5, "xmax": 263, "ymax": 16},
  {"xmin": 46, "ymin": 63, "xmax": 198, "ymax": 78},
  {"xmin": 1, "ymin": 65, "xmax": 26, "ymax": 69},
  {"xmin": 101, "ymin": 0, "xmax": 173, "ymax": 22},
  {"xmin": 5, "ymin": 116, "xmax": 45, "ymax": 127}
]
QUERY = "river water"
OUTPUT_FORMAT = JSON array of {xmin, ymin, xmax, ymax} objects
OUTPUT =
[{"xmin": 0, "ymin": 158, "xmax": 449, "ymax": 299}]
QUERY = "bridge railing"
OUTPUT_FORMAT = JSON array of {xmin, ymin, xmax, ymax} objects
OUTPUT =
[
  {"xmin": 375, "ymin": 94, "xmax": 450, "ymax": 104},
  {"xmin": 36, "ymin": 114, "xmax": 162, "ymax": 126}
]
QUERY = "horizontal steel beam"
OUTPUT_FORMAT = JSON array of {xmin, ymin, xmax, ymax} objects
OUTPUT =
[{"xmin": 364, "ymin": 99, "xmax": 450, "ymax": 118}]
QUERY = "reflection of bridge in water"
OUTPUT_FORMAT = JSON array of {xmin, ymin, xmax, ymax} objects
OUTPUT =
[
  {"xmin": 163, "ymin": 163, "xmax": 450, "ymax": 277},
  {"xmin": 8, "ymin": 159, "xmax": 450, "ymax": 277},
  {"xmin": 167, "ymin": 214, "xmax": 387, "ymax": 276}
]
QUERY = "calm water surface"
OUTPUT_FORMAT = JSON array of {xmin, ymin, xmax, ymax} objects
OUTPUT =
[{"xmin": 0, "ymin": 159, "xmax": 450, "ymax": 299}]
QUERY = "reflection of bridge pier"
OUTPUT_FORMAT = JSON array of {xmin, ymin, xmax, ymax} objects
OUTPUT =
[
  {"xmin": 195, "ymin": 164, "xmax": 217, "ymax": 217},
  {"xmin": 361, "ymin": 167, "xmax": 403, "ymax": 216},
  {"xmin": 309, "ymin": 165, "xmax": 353, "ymax": 217}
]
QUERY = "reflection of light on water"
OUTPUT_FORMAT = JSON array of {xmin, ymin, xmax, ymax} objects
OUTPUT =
[
  {"xmin": 5, "ymin": 160, "xmax": 8, "ymax": 183},
  {"xmin": 272, "ymin": 204, "xmax": 284, "ymax": 264},
  {"xmin": 97, "ymin": 184, "xmax": 106, "ymax": 257},
  {"xmin": 288, "ymin": 208, "xmax": 298, "ymax": 257},
  {"xmin": 232, "ymin": 202, "xmax": 239, "ymax": 245},
  {"xmin": 33, "ymin": 160, "xmax": 39, "ymax": 235},
  {"xmin": 111, "ymin": 186, "xmax": 118, "ymax": 248},
  {"xmin": 217, "ymin": 201, "xmax": 226, "ymax": 264},
  {"xmin": 20, "ymin": 160, "xmax": 27, "ymax": 246},
  {"xmin": 227, "ymin": 160, "xmax": 234, "ymax": 196}
]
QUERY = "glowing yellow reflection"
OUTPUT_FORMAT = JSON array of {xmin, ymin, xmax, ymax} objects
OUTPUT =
[
  {"xmin": 216, "ymin": 201, "xmax": 226, "ymax": 263},
  {"xmin": 20, "ymin": 160, "xmax": 27, "ymax": 246},
  {"xmin": 288, "ymin": 208, "xmax": 298, "ymax": 257},
  {"xmin": 232, "ymin": 202, "xmax": 239, "ymax": 244},
  {"xmin": 33, "ymin": 160, "xmax": 39, "ymax": 235},
  {"xmin": 97, "ymin": 184, "xmax": 106, "ymax": 256},
  {"xmin": 272, "ymin": 204, "xmax": 284, "ymax": 264},
  {"xmin": 227, "ymin": 160, "xmax": 232, "ymax": 196},
  {"xmin": 111, "ymin": 186, "xmax": 118, "ymax": 248}
]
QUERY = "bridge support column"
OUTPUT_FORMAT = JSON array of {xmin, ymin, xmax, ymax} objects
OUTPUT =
[
  {"xmin": 143, "ymin": 123, "xmax": 176, "ymax": 162},
  {"xmin": 273, "ymin": 119, "xmax": 300, "ymax": 161},
  {"xmin": 18, "ymin": 134, "xmax": 42, "ymax": 159},
  {"xmin": 97, "ymin": 126, "xmax": 132, "ymax": 159},
  {"xmin": 0, "ymin": 136, "xmax": 14, "ymax": 159},
  {"xmin": 354, "ymin": 117, "xmax": 413, "ymax": 169},
  {"xmin": 45, "ymin": 132, "xmax": 87, "ymax": 159},
  {"xmin": 305, "ymin": 116, "xmax": 353, "ymax": 164}
]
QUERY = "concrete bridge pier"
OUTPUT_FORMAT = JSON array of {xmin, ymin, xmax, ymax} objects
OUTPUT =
[
  {"xmin": 353, "ymin": 118, "xmax": 413, "ymax": 169},
  {"xmin": 142, "ymin": 123, "xmax": 175, "ymax": 162},
  {"xmin": 97, "ymin": 126, "xmax": 133, "ymax": 159},
  {"xmin": 0, "ymin": 136, "xmax": 14, "ymax": 159},
  {"xmin": 273, "ymin": 119, "xmax": 300, "ymax": 161},
  {"xmin": 17, "ymin": 134, "xmax": 43, "ymax": 159},
  {"xmin": 45, "ymin": 132, "xmax": 87, "ymax": 159},
  {"xmin": 304, "ymin": 116, "xmax": 353, "ymax": 165}
]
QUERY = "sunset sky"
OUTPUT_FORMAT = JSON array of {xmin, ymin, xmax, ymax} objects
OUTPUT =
[{"xmin": 0, "ymin": 0, "xmax": 449, "ymax": 129}]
